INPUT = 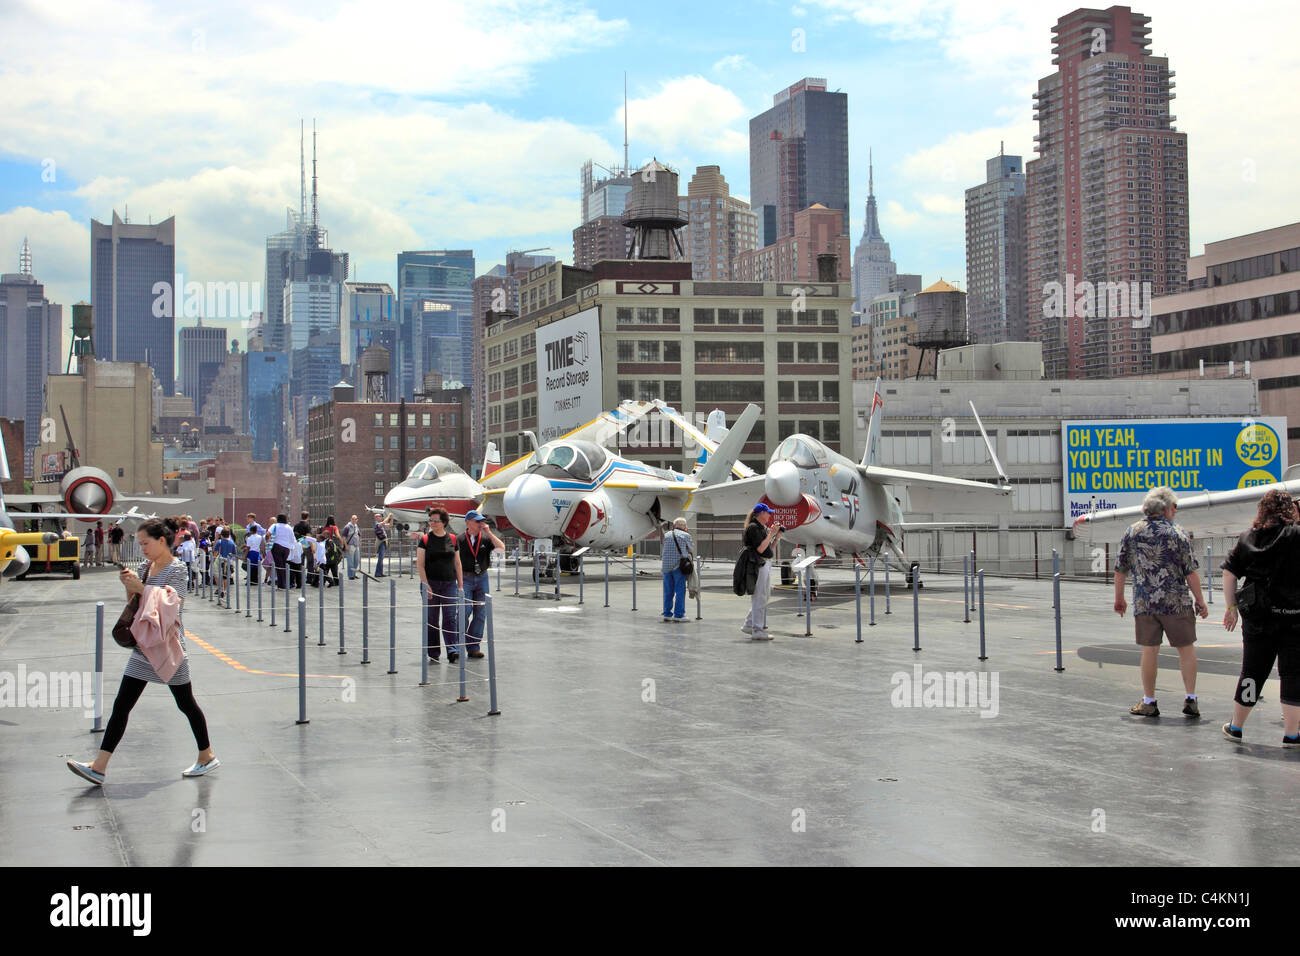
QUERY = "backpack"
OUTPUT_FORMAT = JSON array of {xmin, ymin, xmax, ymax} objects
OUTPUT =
[
  {"xmin": 325, "ymin": 535, "xmax": 343, "ymax": 563},
  {"xmin": 673, "ymin": 531, "xmax": 694, "ymax": 577},
  {"xmin": 732, "ymin": 548, "xmax": 755, "ymax": 596}
]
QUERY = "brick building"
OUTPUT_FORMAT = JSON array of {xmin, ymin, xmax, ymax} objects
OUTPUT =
[{"xmin": 305, "ymin": 383, "xmax": 472, "ymax": 523}]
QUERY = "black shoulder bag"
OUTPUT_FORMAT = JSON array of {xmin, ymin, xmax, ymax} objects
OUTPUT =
[{"xmin": 675, "ymin": 531, "xmax": 694, "ymax": 577}]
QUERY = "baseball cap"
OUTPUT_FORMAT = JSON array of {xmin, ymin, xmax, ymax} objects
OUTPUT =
[
  {"xmin": 752, "ymin": 503, "xmax": 775, "ymax": 515},
  {"xmin": 464, "ymin": 510, "xmax": 486, "ymax": 522}
]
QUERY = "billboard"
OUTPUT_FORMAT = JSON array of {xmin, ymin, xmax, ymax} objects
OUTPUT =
[
  {"xmin": 1061, "ymin": 418, "xmax": 1288, "ymax": 524},
  {"xmin": 537, "ymin": 307, "xmax": 602, "ymax": 444}
]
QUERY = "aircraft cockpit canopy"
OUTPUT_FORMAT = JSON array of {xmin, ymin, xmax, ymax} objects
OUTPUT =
[
  {"xmin": 543, "ymin": 441, "xmax": 609, "ymax": 481},
  {"xmin": 774, "ymin": 437, "xmax": 820, "ymax": 470},
  {"xmin": 405, "ymin": 456, "xmax": 466, "ymax": 483}
]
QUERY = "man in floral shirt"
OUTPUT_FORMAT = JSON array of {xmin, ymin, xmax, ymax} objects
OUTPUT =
[{"xmin": 1114, "ymin": 486, "xmax": 1208, "ymax": 718}]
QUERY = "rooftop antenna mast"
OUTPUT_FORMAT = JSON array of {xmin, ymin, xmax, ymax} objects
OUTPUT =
[
  {"xmin": 20, "ymin": 237, "xmax": 32, "ymax": 276},
  {"xmin": 299, "ymin": 119, "xmax": 306, "ymax": 224},
  {"xmin": 623, "ymin": 71, "xmax": 629, "ymax": 174},
  {"xmin": 311, "ymin": 119, "xmax": 319, "ymax": 244}
]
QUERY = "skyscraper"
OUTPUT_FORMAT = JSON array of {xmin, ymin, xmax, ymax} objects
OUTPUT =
[
  {"xmin": 90, "ymin": 210, "xmax": 176, "ymax": 394},
  {"xmin": 851, "ymin": 155, "xmax": 897, "ymax": 317},
  {"xmin": 749, "ymin": 78, "xmax": 850, "ymax": 247},
  {"xmin": 340, "ymin": 280, "xmax": 397, "ymax": 397},
  {"xmin": 396, "ymin": 251, "xmax": 474, "ymax": 400},
  {"xmin": 678, "ymin": 165, "xmax": 759, "ymax": 281},
  {"xmin": 1025, "ymin": 6, "xmax": 1189, "ymax": 378},
  {"xmin": 965, "ymin": 151, "xmax": 1028, "ymax": 343},
  {"xmin": 0, "ymin": 239, "xmax": 62, "ymax": 473},
  {"xmin": 177, "ymin": 319, "xmax": 227, "ymax": 404}
]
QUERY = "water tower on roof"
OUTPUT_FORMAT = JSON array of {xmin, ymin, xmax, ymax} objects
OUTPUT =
[
  {"xmin": 911, "ymin": 280, "xmax": 968, "ymax": 379},
  {"xmin": 361, "ymin": 345, "xmax": 391, "ymax": 403},
  {"xmin": 622, "ymin": 159, "xmax": 687, "ymax": 260},
  {"xmin": 67, "ymin": 302, "xmax": 95, "ymax": 373}
]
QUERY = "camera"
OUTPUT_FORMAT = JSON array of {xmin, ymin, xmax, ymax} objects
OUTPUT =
[{"xmin": 776, "ymin": 524, "xmax": 786, "ymax": 533}]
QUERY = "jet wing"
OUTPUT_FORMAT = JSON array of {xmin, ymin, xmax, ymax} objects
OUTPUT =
[
  {"xmin": 1071, "ymin": 477, "xmax": 1300, "ymax": 545},
  {"xmin": 650, "ymin": 401, "xmax": 757, "ymax": 480},
  {"xmin": 481, "ymin": 401, "xmax": 664, "ymax": 492},
  {"xmin": 119, "ymin": 495, "xmax": 191, "ymax": 505},
  {"xmin": 3, "ymin": 494, "xmax": 64, "ymax": 506},
  {"xmin": 684, "ymin": 474, "xmax": 768, "ymax": 515},
  {"xmin": 861, "ymin": 465, "xmax": 1011, "ymax": 515}
]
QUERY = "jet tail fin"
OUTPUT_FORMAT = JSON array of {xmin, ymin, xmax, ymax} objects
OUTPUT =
[
  {"xmin": 695, "ymin": 403, "xmax": 759, "ymax": 487},
  {"xmin": 859, "ymin": 377, "xmax": 885, "ymax": 468},
  {"xmin": 481, "ymin": 441, "xmax": 502, "ymax": 478}
]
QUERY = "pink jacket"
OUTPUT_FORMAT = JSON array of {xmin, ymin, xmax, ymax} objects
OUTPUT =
[{"xmin": 131, "ymin": 584, "xmax": 185, "ymax": 682}]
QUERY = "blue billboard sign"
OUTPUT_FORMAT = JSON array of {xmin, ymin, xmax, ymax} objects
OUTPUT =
[{"xmin": 1061, "ymin": 417, "xmax": 1287, "ymax": 523}]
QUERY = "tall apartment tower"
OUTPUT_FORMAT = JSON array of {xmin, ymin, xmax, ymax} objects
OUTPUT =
[
  {"xmin": 0, "ymin": 239, "xmax": 63, "ymax": 474},
  {"xmin": 90, "ymin": 211, "xmax": 177, "ymax": 394},
  {"xmin": 966, "ymin": 151, "xmax": 1028, "ymax": 343},
  {"xmin": 749, "ymin": 78, "xmax": 850, "ymax": 247},
  {"xmin": 1025, "ymin": 5, "xmax": 1189, "ymax": 378},
  {"xmin": 677, "ymin": 165, "xmax": 759, "ymax": 280},
  {"xmin": 178, "ymin": 319, "xmax": 227, "ymax": 404},
  {"xmin": 851, "ymin": 155, "xmax": 897, "ymax": 317}
]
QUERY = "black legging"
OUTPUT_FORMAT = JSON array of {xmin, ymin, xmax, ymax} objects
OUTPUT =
[
  {"xmin": 102, "ymin": 676, "xmax": 210, "ymax": 754},
  {"xmin": 1234, "ymin": 614, "xmax": 1300, "ymax": 707}
]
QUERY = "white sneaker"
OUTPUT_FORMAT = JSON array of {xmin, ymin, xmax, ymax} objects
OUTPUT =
[
  {"xmin": 740, "ymin": 624, "xmax": 753, "ymax": 635},
  {"xmin": 751, "ymin": 629, "xmax": 773, "ymax": 641},
  {"xmin": 182, "ymin": 757, "xmax": 221, "ymax": 778}
]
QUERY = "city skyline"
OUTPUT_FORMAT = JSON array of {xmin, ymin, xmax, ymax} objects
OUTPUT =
[{"xmin": 1, "ymin": 0, "xmax": 1297, "ymax": 355}]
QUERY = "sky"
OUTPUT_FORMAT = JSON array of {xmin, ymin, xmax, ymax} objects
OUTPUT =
[{"xmin": 2, "ymin": 0, "xmax": 1298, "ymax": 354}]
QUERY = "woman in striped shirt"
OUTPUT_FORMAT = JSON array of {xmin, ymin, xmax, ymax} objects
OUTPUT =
[{"xmin": 67, "ymin": 517, "xmax": 220, "ymax": 786}]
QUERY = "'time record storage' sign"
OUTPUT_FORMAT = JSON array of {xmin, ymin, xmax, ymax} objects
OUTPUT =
[
  {"xmin": 537, "ymin": 307, "xmax": 602, "ymax": 443},
  {"xmin": 1061, "ymin": 417, "xmax": 1288, "ymax": 524}
]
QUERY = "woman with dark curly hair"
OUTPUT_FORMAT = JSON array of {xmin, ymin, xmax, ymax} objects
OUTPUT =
[
  {"xmin": 66, "ymin": 517, "xmax": 220, "ymax": 785},
  {"xmin": 1220, "ymin": 489, "xmax": 1300, "ymax": 745}
]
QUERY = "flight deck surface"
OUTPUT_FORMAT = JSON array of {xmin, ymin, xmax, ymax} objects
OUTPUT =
[{"xmin": 1, "ymin": 561, "xmax": 1295, "ymax": 866}]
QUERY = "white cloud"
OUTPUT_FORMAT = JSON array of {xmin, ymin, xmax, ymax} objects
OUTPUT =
[
  {"xmin": 0, "ymin": 207, "xmax": 91, "ymax": 313},
  {"xmin": 712, "ymin": 54, "xmax": 753, "ymax": 73},
  {"xmin": 619, "ymin": 75, "xmax": 750, "ymax": 159}
]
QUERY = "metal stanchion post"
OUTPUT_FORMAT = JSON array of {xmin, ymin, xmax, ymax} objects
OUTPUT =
[
  {"xmin": 270, "ymin": 569, "xmax": 276, "ymax": 627},
  {"xmin": 238, "ymin": 562, "xmax": 243, "ymax": 614},
  {"xmin": 284, "ymin": 576, "xmax": 292, "ymax": 632},
  {"xmin": 1207, "ymin": 543, "xmax": 1213, "ymax": 604},
  {"xmin": 912, "ymin": 570, "xmax": 921, "ymax": 652},
  {"xmin": 1054, "ymin": 572, "xmax": 1064, "ymax": 672},
  {"xmin": 361, "ymin": 574, "xmax": 370, "ymax": 664},
  {"xmin": 578, "ymin": 560, "xmax": 584, "ymax": 605},
  {"xmin": 456, "ymin": 589, "xmax": 468, "ymax": 702},
  {"xmin": 884, "ymin": 559, "xmax": 891, "ymax": 614},
  {"xmin": 968, "ymin": 550, "xmax": 976, "ymax": 612},
  {"xmin": 533, "ymin": 552, "xmax": 539, "ymax": 598},
  {"xmin": 296, "ymin": 597, "xmax": 308, "ymax": 724},
  {"xmin": 93, "ymin": 603, "xmax": 104, "ymax": 734},
  {"xmin": 978, "ymin": 570, "xmax": 987, "ymax": 661},
  {"xmin": 485, "ymin": 594, "xmax": 500, "ymax": 716},
  {"xmin": 854, "ymin": 564, "xmax": 862, "ymax": 643},
  {"xmin": 632, "ymin": 551, "xmax": 637, "ymax": 611},
  {"xmin": 420, "ymin": 583, "xmax": 429, "ymax": 687},
  {"xmin": 338, "ymin": 572, "xmax": 346, "ymax": 655},
  {"xmin": 554, "ymin": 562, "xmax": 560, "ymax": 603},
  {"xmin": 388, "ymin": 578, "xmax": 398, "ymax": 674},
  {"xmin": 604, "ymin": 553, "xmax": 610, "ymax": 608},
  {"xmin": 963, "ymin": 555, "xmax": 971, "ymax": 624},
  {"xmin": 804, "ymin": 569, "xmax": 812, "ymax": 637},
  {"xmin": 317, "ymin": 571, "xmax": 325, "ymax": 646},
  {"xmin": 1052, "ymin": 549, "xmax": 1059, "ymax": 608},
  {"xmin": 514, "ymin": 549, "xmax": 519, "ymax": 597},
  {"xmin": 257, "ymin": 566, "xmax": 263, "ymax": 622},
  {"xmin": 869, "ymin": 555, "xmax": 877, "ymax": 626}
]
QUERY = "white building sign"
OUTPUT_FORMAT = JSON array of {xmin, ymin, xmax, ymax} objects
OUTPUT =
[{"xmin": 537, "ymin": 307, "xmax": 602, "ymax": 443}]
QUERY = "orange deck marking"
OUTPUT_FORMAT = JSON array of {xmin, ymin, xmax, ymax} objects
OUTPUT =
[{"xmin": 185, "ymin": 629, "xmax": 348, "ymax": 680}]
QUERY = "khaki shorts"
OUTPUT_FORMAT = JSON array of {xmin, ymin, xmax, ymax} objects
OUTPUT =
[{"xmin": 1135, "ymin": 612, "xmax": 1197, "ymax": 647}]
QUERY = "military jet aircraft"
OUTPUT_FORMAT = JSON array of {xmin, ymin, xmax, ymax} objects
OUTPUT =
[
  {"xmin": 687, "ymin": 379, "xmax": 1012, "ymax": 567},
  {"xmin": 481, "ymin": 400, "xmax": 760, "ymax": 549},
  {"xmin": 376, "ymin": 456, "xmax": 486, "ymax": 529}
]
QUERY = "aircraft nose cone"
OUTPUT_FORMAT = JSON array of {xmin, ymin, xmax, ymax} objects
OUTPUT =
[
  {"xmin": 765, "ymin": 459, "xmax": 801, "ymax": 506},
  {"xmin": 504, "ymin": 473, "xmax": 559, "ymax": 538},
  {"xmin": 70, "ymin": 481, "xmax": 107, "ymax": 513}
]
